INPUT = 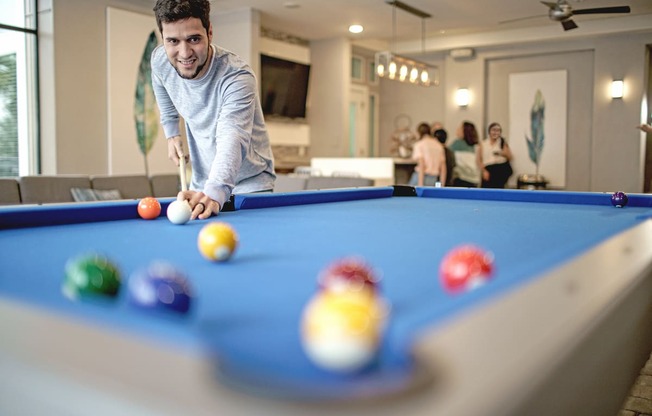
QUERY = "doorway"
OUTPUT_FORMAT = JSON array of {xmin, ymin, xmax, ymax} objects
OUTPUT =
[{"xmin": 349, "ymin": 84, "xmax": 370, "ymax": 157}]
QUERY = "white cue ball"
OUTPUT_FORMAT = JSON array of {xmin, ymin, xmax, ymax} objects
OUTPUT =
[{"xmin": 166, "ymin": 200, "xmax": 192, "ymax": 225}]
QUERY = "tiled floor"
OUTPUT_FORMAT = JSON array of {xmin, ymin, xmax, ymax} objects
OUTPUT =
[{"xmin": 619, "ymin": 352, "xmax": 652, "ymax": 416}]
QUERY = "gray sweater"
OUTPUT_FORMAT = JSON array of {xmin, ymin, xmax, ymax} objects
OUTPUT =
[{"xmin": 151, "ymin": 44, "xmax": 275, "ymax": 208}]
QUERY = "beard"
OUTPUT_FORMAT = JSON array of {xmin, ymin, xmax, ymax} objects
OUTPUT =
[{"xmin": 174, "ymin": 57, "xmax": 208, "ymax": 80}]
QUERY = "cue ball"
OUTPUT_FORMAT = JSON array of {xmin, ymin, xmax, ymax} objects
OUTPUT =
[
  {"xmin": 62, "ymin": 253, "xmax": 121, "ymax": 300},
  {"xmin": 128, "ymin": 261, "xmax": 193, "ymax": 314},
  {"xmin": 138, "ymin": 197, "xmax": 161, "ymax": 220},
  {"xmin": 166, "ymin": 200, "xmax": 192, "ymax": 225},
  {"xmin": 301, "ymin": 289, "xmax": 389, "ymax": 373},
  {"xmin": 318, "ymin": 257, "xmax": 380, "ymax": 294},
  {"xmin": 197, "ymin": 222, "xmax": 238, "ymax": 262},
  {"xmin": 440, "ymin": 245, "xmax": 494, "ymax": 293},
  {"xmin": 611, "ymin": 191, "xmax": 628, "ymax": 208}
]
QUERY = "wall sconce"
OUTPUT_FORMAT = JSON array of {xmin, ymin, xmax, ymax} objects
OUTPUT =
[
  {"xmin": 455, "ymin": 88, "xmax": 471, "ymax": 107},
  {"xmin": 611, "ymin": 80, "xmax": 624, "ymax": 99}
]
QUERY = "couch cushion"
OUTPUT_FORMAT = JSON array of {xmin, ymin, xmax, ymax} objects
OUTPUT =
[
  {"xmin": 0, "ymin": 178, "xmax": 21, "ymax": 205},
  {"xmin": 71, "ymin": 187, "xmax": 122, "ymax": 202},
  {"xmin": 19, "ymin": 175, "xmax": 92, "ymax": 204},
  {"xmin": 150, "ymin": 174, "xmax": 181, "ymax": 198},
  {"xmin": 91, "ymin": 175, "xmax": 152, "ymax": 199}
]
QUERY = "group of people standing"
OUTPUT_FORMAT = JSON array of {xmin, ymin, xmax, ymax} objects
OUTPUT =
[{"xmin": 409, "ymin": 120, "xmax": 513, "ymax": 189}]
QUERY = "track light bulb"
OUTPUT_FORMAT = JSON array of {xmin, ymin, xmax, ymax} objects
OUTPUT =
[{"xmin": 410, "ymin": 67, "xmax": 419, "ymax": 82}]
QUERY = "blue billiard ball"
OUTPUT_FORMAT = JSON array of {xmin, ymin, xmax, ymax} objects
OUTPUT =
[
  {"xmin": 128, "ymin": 261, "xmax": 193, "ymax": 314},
  {"xmin": 611, "ymin": 191, "xmax": 628, "ymax": 208}
]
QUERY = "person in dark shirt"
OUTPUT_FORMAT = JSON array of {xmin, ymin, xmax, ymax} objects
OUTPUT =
[{"xmin": 433, "ymin": 128, "xmax": 455, "ymax": 187}]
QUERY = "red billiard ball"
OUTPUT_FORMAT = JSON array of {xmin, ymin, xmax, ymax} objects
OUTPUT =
[
  {"xmin": 62, "ymin": 253, "xmax": 121, "ymax": 300},
  {"xmin": 137, "ymin": 197, "xmax": 161, "ymax": 220},
  {"xmin": 318, "ymin": 257, "xmax": 380, "ymax": 294},
  {"xmin": 128, "ymin": 261, "xmax": 193, "ymax": 314},
  {"xmin": 611, "ymin": 191, "xmax": 628, "ymax": 208},
  {"xmin": 440, "ymin": 245, "xmax": 494, "ymax": 293}
]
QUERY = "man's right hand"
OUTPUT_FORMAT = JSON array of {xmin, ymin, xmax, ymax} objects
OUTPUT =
[{"xmin": 167, "ymin": 136, "xmax": 188, "ymax": 166}]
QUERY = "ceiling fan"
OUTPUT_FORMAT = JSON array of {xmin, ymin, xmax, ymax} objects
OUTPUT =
[
  {"xmin": 501, "ymin": 0, "xmax": 631, "ymax": 31},
  {"xmin": 544, "ymin": 0, "xmax": 631, "ymax": 30}
]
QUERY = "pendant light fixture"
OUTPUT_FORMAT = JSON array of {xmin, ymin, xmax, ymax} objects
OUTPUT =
[{"xmin": 375, "ymin": 0, "xmax": 439, "ymax": 87}]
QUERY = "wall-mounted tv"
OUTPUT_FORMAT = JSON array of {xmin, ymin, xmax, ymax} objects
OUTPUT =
[{"xmin": 260, "ymin": 54, "xmax": 310, "ymax": 119}]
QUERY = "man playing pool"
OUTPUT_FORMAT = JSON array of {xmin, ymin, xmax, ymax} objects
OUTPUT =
[{"xmin": 152, "ymin": 0, "xmax": 275, "ymax": 219}]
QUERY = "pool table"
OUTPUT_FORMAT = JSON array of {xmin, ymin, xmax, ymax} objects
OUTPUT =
[{"xmin": 2, "ymin": 186, "xmax": 652, "ymax": 416}]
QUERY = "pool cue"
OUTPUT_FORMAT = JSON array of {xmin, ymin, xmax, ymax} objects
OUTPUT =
[{"xmin": 179, "ymin": 152, "xmax": 188, "ymax": 192}]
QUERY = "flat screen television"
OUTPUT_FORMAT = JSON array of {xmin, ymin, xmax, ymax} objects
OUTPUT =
[{"xmin": 260, "ymin": 54, "xmax": 310, "ymax": 119}]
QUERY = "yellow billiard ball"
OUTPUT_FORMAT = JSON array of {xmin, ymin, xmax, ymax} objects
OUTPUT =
[
  {"xmin": 197, "ymin": 222, "xmax": 238, "ymax": 262},
  {"xmin": 300, "ymin": 287, "xmax": 389, "ymax": 373}
]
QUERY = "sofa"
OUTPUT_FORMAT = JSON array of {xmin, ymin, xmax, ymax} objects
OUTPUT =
[
  {"xmin": 0, "ymin": 173, "xmax": 375, "ymax": 205},
  {"xmin": 0, "ymin": 174, "xmax": 181, "ymax": 205}
]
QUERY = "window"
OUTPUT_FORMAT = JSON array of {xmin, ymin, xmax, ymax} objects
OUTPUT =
[
  {"xmin": 368, "ymin": 60, "xmax": 378, "ymax": 85},
  {"xmin": 0, "ymin": 0, "xmax": 38, "ymax": 176},
  {"xmin": 351, "ymin": 55, "xmax": 365, "ymax": 83}
]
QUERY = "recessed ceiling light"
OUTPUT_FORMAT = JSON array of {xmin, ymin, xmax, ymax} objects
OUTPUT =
[
  {"xmin": 349, "ymin": 24, "xmax": 364, "ymax": 34},
  {"xmin": 283, "ymin": 1, "xmax": 300, "ymax": 9}
]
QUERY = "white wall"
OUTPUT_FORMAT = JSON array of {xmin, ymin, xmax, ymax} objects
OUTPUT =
[
  {"xmin": 106, "ymin": 7, "xmax": 174, "ymax": 176},
  {"xmin": 591, "ymin": 35, "xmax": 649, "ymax": 192},
  {"xmin": 42, "ymin": 0, "xmax": 109, "ymax": 174},
  {"xmin": 40, "ymin": 0, "xmax": 156, "ymax": 175},
  {"xmin": 378, "ymin": 60, "xmax": 444, "ymax": 156},
  {"xmin": 38, "ymin": 0, "xmax": 55, "ymax": 174},
  {"xmin": 213, "ymin": 8, "xmax": 260, "ymax": 76},
  {"xmin": 309, "ymin": 37, "xmax": 351, "ymax": 157},
  {"xmin": 485, "ymin": 50, "xmax": 594, "ymax": 191}
]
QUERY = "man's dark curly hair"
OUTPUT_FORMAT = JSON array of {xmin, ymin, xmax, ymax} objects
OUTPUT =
[{"xmin": 153, "ymin": 0, "xmax": 211, "ymax": 35}]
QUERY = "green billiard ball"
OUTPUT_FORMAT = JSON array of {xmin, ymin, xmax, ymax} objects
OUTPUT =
[{"xmin": 62, "ymin": 254, "xmax": 121, "ymax": 300}]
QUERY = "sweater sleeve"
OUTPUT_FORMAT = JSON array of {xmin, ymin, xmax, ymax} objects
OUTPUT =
[
  {"xmin": 151, "ymin": 49, "xmax": 181, "ymax": 139},
  {"xmin": 203, "ymin": 71, "xmax": 257, "ymax": 207}
]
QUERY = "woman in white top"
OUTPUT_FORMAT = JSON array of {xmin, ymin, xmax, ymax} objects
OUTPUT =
[
  {"xmin": 409, "ymin": 123, "xmax": 447, "ymax": 187},
  {"xmin": 481, "ymin": 122, "xmax": 514, "ymax": 188}
]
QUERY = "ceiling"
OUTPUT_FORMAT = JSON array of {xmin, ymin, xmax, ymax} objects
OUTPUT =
[{"xmin": 142, "ymin": 0, "xmax": 652, "ymax": 49}]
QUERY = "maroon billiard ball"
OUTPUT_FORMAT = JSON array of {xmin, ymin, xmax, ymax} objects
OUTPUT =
[
  {"xmin": 318, "ymin": 257, "xmax": 380, "ymax": 294},
  {"xmin": 440, "ymin": 245, "xmax": 494, "ymax": 293}
]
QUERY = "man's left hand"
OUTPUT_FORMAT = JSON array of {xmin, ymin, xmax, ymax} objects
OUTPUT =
[{"xmin": 177, "ymin": 190, "xmax": 220, "ymax": 220}]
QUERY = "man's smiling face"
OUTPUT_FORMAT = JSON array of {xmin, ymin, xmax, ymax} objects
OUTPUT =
[{"xmin": 161, "ymin": 17, "xmax": 212, "ymax": 80}]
